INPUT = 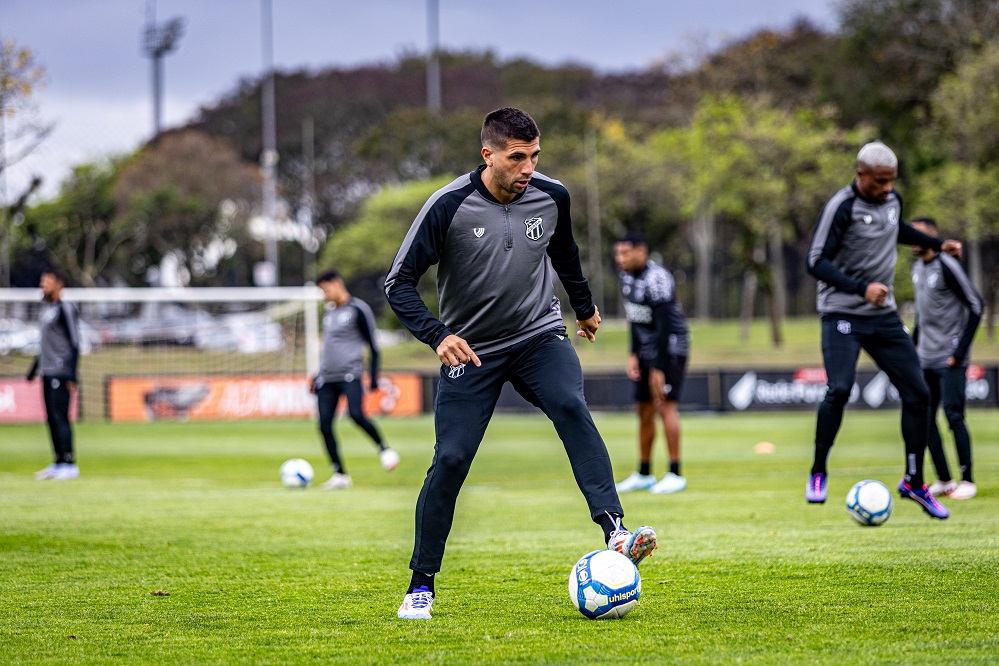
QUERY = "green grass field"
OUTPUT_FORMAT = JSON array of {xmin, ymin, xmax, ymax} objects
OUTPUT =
[{"xmin": 2, "ymin": 411, "xmax": 998, "ymax": 665}]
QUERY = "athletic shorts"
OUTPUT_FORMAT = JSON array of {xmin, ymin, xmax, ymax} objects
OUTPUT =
[{"xmin": 635, "ymin": 355, "xmax": 687, "ymax": 402}]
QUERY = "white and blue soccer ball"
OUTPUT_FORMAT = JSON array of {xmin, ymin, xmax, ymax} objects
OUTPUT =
[
  {"xmin": 846, "ymin": 479, "xmax": 893, "ymax": 526},
  {"xmin": 280, "ymin": 458, "xmax": 314, "ymax": 488},
  {"xmin": 568, "ymin": 549, "xmax": 641, "ymax": 619}
]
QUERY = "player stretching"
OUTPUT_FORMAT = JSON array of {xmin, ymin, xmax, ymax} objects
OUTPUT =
[
  {"xmin": 910, "ymin": 217, "xmax": 983, "ymax": 500},
  {"xmin": 805, "ymin": 141, "xmax": 963, "ymax": 519},
  {"xmin": 612, "ymin": 232, "xmax": 690, "ymax": 495},
  {"xmin": 310, "ymin": 270, "xmax": 399, "ymax": 490},
  {"xmin": 385, "ymin": 107, "xmax": 657, "ymax": 620}
]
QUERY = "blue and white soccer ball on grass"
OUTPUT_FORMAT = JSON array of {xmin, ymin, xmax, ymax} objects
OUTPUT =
[
  {"xmin": 280, "ymin": 458, "xmax": 314, "ymax": 488},
  {"xmin": 568, "ymin": 549, "xmax": 641, "ymax": 619},
  {"xmin": 846, "ymin": 479, "xmax": 893, "ymax": 526}
]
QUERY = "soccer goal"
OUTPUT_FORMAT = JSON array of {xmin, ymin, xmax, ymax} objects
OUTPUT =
[{"xmin": 0, "ymin": 287, "xmax": 323, "ymax": 422}]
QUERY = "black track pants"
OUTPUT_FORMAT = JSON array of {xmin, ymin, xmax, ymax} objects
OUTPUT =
[
  {"xmin": 410, "ymin": 329, "xmax": 623, "ymax": 574},
  {"xmin": 812, "ymin": 312, "xmax": 930, "ymax": 486},
  {"xmin": 924, "ymin": 365, "xmax": 973, "ymax": 483},
  {"xmin": 42, "ymin": 376, "xmax": 74, "ymax": 464}
]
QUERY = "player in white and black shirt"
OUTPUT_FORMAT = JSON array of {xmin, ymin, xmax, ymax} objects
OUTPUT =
[
  {"xmin": 613, "ymin": 233, "xmax": 690, "ymax": 495},
  {"xmin": 310, "ymin": 270, "xmax": 399, "ymax": 490},
  {"xmin": 28, "ymin": 268, "xmax": 81, "ymax": 481},
  {"xmin": 910, "ymin": 218, "xmax": 983, "ymax": 501}
]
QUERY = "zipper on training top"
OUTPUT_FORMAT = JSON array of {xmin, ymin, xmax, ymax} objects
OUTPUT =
[{"xmin": 503, "ymin": 205, "xmax": 512, "ymax": 250}]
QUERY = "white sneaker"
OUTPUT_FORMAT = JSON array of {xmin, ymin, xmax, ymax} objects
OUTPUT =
[
  {"xmin": 397, "ymin": 587, "xmax": 434, "ymax": 620},
  {"xmin": 650, "ymin": 472, "xmax": 687, "ymax": 494},
  {"xmin": 615, "ymin": 471, "xmax": 656, "ymax": 493},
  {"xmin": 35, "ymin": 464, "xmax": 59, "ymax": 480},
  {"xmin": 52, "ymin": 464, "xmax": 80, "ymax": 481},
  {"xmin": 950, "ymin": 481, "xmax": 977, "ymax": 500},
  {"xmin": 607, "ymin": 524, "xmax": 658, "ymax": 565},
  {"xmin": 928, "ymin": 479, "xmax": 957, "ymax": 496},
  {"xmin": 320, "ymin": 473, "xmax": 352, "ymax": 490},
  {"xmin": 379, "ymin": 448, "xmax": 400, "ymax": 471}
]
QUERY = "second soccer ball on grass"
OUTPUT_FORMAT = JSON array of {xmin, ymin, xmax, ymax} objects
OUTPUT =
[
  {"xmin": 846, "ymin": 479, "xmax": 893, "ymax": 526},
  {"xmin": 568, "ymin": 549, "xmax": 641, "ymax": 619}
]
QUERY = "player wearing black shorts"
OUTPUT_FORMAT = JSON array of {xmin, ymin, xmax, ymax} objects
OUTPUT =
[
  {"xmin": 805, "ymin": 142, "xmax": 963, "ymax": 519},
  {"xmin": 612, "ymin": 233, "xmax": 690, "ymax": 495},
  {"xmin": 385, "ymin": 108, "xmax": 658, "ymax": 620}
]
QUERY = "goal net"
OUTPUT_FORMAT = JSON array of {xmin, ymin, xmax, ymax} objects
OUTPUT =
[{"xmin": 1, "ymin": 287, "xmax": 322, "ymax": 422}]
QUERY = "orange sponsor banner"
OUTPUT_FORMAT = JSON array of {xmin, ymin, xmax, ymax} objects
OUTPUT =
[{"xmin": 107, "ymin": 373, "xmax": 422, "ymax": 422}]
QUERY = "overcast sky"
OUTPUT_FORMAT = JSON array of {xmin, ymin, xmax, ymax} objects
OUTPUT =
[{"xmin": 3, "ymin": 0, "xmax": 837, "ymax": 200}]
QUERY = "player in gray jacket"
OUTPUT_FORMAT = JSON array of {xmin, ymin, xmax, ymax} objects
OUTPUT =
[
  {"xmin": 805, "ymin": 142, "xmax": 963, "ymax": 519},
  {"xmin": 910, "ymin": 218, "xmax": 983, "ymax": 500},
  {"xmin": 386, "ymin": 107, "xmax": 657, "ymax": 620},
  {"xmin": 310, "ymin": 270, "xmax": 399, "ymax": 490},
  {"xmin": 27, "ymin": 268, "xmax": 81, "ymax": 480}
]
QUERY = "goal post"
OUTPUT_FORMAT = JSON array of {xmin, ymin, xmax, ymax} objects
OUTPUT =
[{"xmin": 1, "ymin": 286, "xmax": 324, "ymax": 421}]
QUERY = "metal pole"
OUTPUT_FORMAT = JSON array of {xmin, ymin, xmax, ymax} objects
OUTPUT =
[
  {"xmin": 584, "ymin": 125, "xmax": 604, "ymax": 307},
  {"xmin": 301, "ymin": 115, "xmax": 316, "ymax": 280},
  {"xmin": 261, "ymin": 0, "xmax": 280, "ymax": 283},
  {"xmin": 426, "ymin": 0, "xmax": 441, "ymax": 112},
  {"xmin": 152, "ymin": 55, "xmax": 162, "ymax": 135}
]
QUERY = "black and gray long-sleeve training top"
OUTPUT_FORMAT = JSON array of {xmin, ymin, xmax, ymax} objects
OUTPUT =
[
  {"xmin": 317, "ymin": 297, "xmax": 379, "ymax": 386},
  {"xmin": 807, "ymin": 182, "xmax": 942, "ymax": 316},
  {"xmin": 912, "ymin": 253, "xmax": 983, "ymax": 369},
  {"xmin": 619, "ymin": 260, "xmax": 690, "ymax": 369},
  {"xmin": 28, "ymin": 299, "xmax": 80, "ymax": 382},
  {"xmin": 384, "ymin": 166, "xmax": 595, "ymax": 356}
]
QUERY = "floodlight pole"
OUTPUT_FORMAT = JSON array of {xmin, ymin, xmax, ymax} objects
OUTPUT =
[
  {"xmin": 260, "ymin": 0, "xmax": 280, "ymax": 284},
  {"xmin": 426, "ymin": 0, "xmax": 441, "ymax": 112},
  {"xmin": 142, "ymin": 0, "xmax": 184, "ymax": 137}
]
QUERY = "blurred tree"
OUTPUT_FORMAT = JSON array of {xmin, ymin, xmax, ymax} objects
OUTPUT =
[
  {"xmin": 21, "ymin": 160, "xmax": 130, "ymax": 287},
  {"xmin": 316, "ymin": 175, "xmax": 455, "ymax": 324},
  {"xmin": 1, "ymin": 37, "xmax": 53, "ymax": 288},
  {"xmin": 835, "ymin": 0, "xmax": 999, "ymax": 152},
  {"xmin": 112, "ymin": 129, "xmax": 261, "ymax": 286}
]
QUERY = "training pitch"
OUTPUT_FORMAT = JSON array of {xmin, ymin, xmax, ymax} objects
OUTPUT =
[{"xmin": 2, "ymin": 411, "xmax": 997, "ymax": 664}]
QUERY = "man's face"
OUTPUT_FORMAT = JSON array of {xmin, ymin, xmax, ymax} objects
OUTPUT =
[
  {"xmin": 482, "ymin": 137, "xmax": 540, "ymax": 204},
  {"xmin": 613, "ymin": 242, "xmax": 647, "ymax": 272},
  {"xmin": 855, "ymin": 164, "xmax": 897, "ymax": 203},
  {"xmin": 911, "ymin": 221, "xmax": 938, "ymax": 256},
  {"xmin": 318, "ymin": 279, "xmax": 346, "ymax": 304},
  {"xmin": 40, "ymin": 273, "xmax": 61, "ymax": 301}
]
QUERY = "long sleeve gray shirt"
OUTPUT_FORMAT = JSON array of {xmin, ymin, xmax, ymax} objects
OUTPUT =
[
  {"xmin": 912, "ymin": 253, "xmax": 983, "ymax": 369},
  {"xmin": 384, "ymin": 166, "xmax": 595, "ymax": 356},
  {"xmin": 807, "ymin": 182, "xmax": 942, "ymax": 316},
  {"xmin": 35, "ymin": 299, "xmax": 80, "ymax": 381},
  {"xmin": 318, "ymin": 297, "xmax": 379, "ymax": 384}
]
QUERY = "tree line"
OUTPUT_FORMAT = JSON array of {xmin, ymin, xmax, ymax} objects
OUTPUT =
[{"xmin": 3, "ymin": 0, "xmax": 999, "ymax": 340}]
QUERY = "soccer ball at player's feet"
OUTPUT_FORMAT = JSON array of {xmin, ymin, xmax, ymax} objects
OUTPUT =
[
  {"xmin": 279, "ymin": 458, "xmax": 314, "ymax": 488},
  {"xmin": 568, "ymin": 549, "xmax": 641, "ymax": 619},
  {"xmin": 845, "ymin": 479, "xmax": 893, "ymax": 526}
]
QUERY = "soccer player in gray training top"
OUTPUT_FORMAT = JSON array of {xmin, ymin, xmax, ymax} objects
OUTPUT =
[
  {"xmin": 805, "ymin": 141, "xmax": 964, "ymax": 519},
  {"xmin": 28, "ymin": 268, "xmax": 81, "ymax": 481},
  {"xmin": 385, "ymin": 107, "xmax": 658, "ymax": 620},
  {"xmin": 310, "ymin": 270, "xmax": 399, "ymax": 490},
  {"xmin": 612, "ymin": 232, "xmax": 690, "ymax": 495},
  {"xmin": 910, "ymin": 217, "xmax": 983, "ymax": 501}
]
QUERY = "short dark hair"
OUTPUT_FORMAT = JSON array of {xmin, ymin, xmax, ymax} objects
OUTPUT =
[
  {"xmin": 41, "ymin": 267, "xmax": 69, "ymax": 285},
  {"xmin": 911, "ymin": 216, "xmax": 938, "ymax": 230},
  {"xmin": 481, "ymin": 108, "xmax": 540, "ymax": 149},
  {"xmin": 615, "ymin": 232, "xmax": 647, "ymax": 247},
  {"xmin": 315, "ymin": 269, "xmax": 341, "ymax": 285}
]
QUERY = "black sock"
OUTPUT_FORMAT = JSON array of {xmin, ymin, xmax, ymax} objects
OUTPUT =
[
  {"xmin": 408, "ymin": 571, "xmax": 435, "ymax": 595},
  {"xmin": 669, "ymin": 461, "xmax": 680, "ymax": 476},
  {"xmin": 638, "ymin": 461, "xmax": 651, "ymax": 476},
  {"xmin": 596, "ymin": 512, "xmax": 624, "ymax": 544}
]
